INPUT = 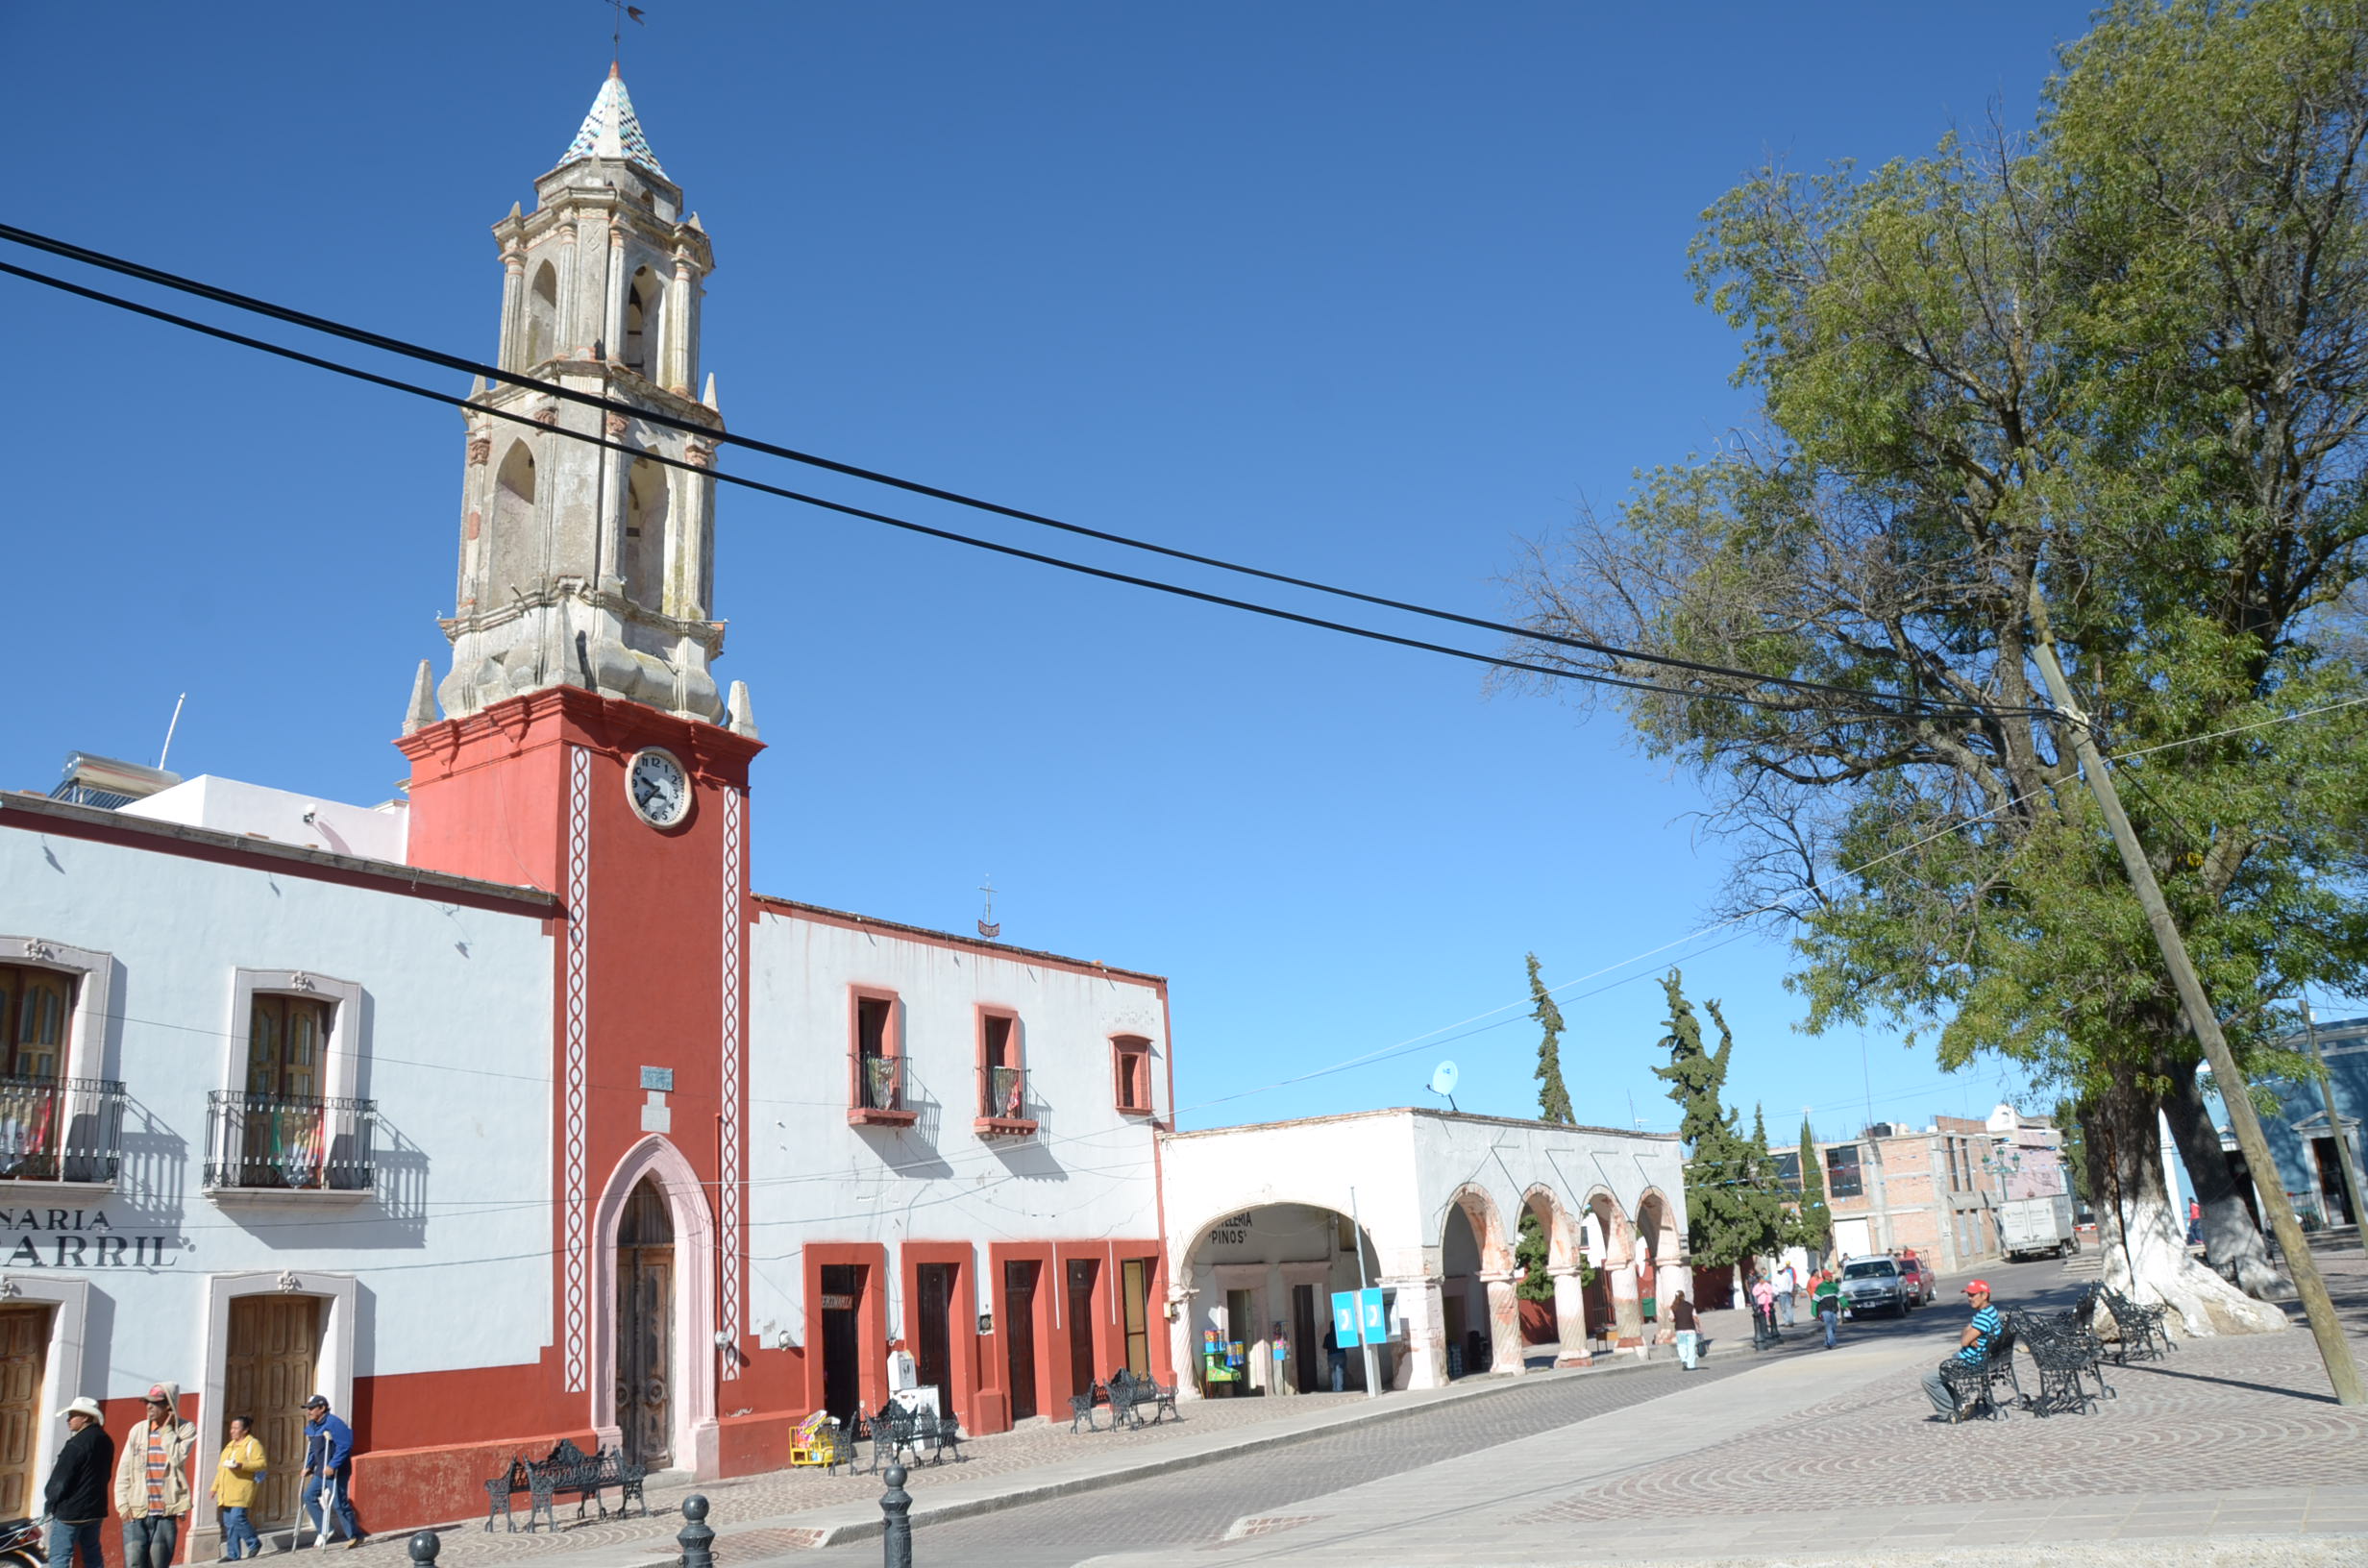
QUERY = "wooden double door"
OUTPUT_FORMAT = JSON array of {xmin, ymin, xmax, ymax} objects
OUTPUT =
[
  {"xmin": 615, "ymin": 1179, "xmax": 675, "ymax": 1470},
  {"xmin": 0, "ymin": 1308, "xmax": 50, "ymax": 1519},
  {"xmin": 224, "ymin": 1296, "xmax": 319, "ymax": 1528}
]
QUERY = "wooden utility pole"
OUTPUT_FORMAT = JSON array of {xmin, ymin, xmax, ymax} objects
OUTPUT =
[{"xmin": 2027, "ymin": 590, "xmax": 2363, "ymax": 1407}]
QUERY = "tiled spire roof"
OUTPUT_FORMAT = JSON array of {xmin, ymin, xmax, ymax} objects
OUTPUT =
[{"xmin": 561, "ymin": 64, "xmax": 667, "ymax": 177}]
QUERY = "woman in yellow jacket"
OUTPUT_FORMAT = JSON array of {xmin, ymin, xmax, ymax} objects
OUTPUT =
[{"xmin": 211, "ymin": 1416, "xmax": 266, "ymax": 1561}]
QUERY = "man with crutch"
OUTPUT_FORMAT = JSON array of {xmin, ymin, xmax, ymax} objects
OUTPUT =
[{"xmin": 299, "ymin": 1394, "xmax": 366, "ymax": 1551}]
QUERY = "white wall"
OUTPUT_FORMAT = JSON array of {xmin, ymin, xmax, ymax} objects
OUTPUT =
[
  {"xmin": 0, "ymin": 822, "xmax": 553, "ymax": 1397},
  {"xmin": 743, "ymin": 906, "xmax": 1168, "ymax": 1348},
  {"xmin": 122, "ymin": 775, "xmax": 408, "ymax": 865}
]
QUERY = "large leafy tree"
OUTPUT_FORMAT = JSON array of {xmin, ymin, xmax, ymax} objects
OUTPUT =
[
  {"xmin": 1653, "ymin": 970, "xmax": 1784, "ymax": 1266},
  {"xmin": 1527, "ymin": 952, "xmax": 1576, "ymax": 1124},
  {"xmin": 1509, "ymin": 0, "xmax": 2368, "ymax": 1331}
]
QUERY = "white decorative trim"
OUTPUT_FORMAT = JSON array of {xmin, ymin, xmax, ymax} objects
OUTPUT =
[
  {"xmin": 0, "ymin": 936, "xmax": 114, "ymax": 1085},
  {"xmin": 190, "ymin": 1271, "xmax": 356, "ymax": 1551},
  {"xmin": 221, "ymin": 969, "xmax": 364, "ymax": 1104},
  {"xmin": 586, "ymin": 1136, "xmax": 720, "ymax": 1478},
  {"xmin": 562, "ymin": 746, "xmax": 594, "ymax": 1391},
  {"xmin": 719, "ymin": 786, "xmax": 745, "ymax": 1377}
]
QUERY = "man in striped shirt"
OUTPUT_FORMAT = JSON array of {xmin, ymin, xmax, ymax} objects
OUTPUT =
[{"xmin": 1920, "ymin": 1280, "xmax": 2003, "ymax": 1419}]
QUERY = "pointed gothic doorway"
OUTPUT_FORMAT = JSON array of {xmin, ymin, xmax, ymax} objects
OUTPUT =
[{"xmin": 615, "ymin": 1178, "xmax": 675, "ymax": 1470}]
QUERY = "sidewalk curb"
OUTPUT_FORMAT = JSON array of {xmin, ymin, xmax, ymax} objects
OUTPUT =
[{"xmin": 783, "ymin": 1339, "xmax": 1767, "ymax": 1551}]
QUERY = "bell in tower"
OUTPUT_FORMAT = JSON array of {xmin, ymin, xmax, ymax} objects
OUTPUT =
[{"xmin": 429, "ymin": 66, "xmax": 750, "ymax": 734}]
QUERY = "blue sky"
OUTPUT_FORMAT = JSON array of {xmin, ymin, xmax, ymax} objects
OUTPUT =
[{"xmin": 6, "ymin": 2, "xmax": 2113, "ymax": 1139}]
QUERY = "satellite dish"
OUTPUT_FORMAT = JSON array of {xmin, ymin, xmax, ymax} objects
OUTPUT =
[{"xmin": 1430, "ymin": 1061, "xmax": 1460, "ymax": 1096}]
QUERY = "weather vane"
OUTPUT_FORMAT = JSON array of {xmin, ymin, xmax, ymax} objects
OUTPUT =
[
  {"xmin": 976, "ymin": 876, "xmax": 1001, "ymax": 940},
  {"xmin": 606, "ymin": 0, "xmax": 646, "ymax": 66}
]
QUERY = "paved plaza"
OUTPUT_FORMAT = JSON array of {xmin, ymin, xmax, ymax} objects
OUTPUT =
[{"xmin": 338, "ymin": 1250, "xmax": 2368, "ymax": 1568}]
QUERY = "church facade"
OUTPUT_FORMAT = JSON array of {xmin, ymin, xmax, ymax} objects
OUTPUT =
[{"xmin": 0, "ymin": 69, "xmax": 1172, "ymax": 1548}]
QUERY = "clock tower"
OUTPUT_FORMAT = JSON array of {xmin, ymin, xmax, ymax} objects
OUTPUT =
[{"xmin": 394, "ymin": 68, "xmax": 761, "ymax": 1478}]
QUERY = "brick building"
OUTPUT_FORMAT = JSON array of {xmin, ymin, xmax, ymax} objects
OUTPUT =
[{"xmin": 1774, "ymin": 1107, "xmax": 2068, "ymax": 1275}]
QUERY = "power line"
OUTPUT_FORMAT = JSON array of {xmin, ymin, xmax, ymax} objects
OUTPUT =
[
  {"xmin": 0, "ymin": 257, "xmax": 1982, "ymax": 720},
  {"xmin": 0, "ymin": 224, "xmax": 2038, "ymax": 722}
]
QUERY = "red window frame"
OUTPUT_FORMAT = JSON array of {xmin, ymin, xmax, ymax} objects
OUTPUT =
[
  {"xmin": 1111, "ymin": 1035, "xmax": 1153, "ymax": 1116},
  {"xmin": 847, "ymin": 986, "xmax": 916, "ymax": 1127},
  {"xmin": 974, "ymin": 1006, "xmax": 1035, "ymax": 1138}
]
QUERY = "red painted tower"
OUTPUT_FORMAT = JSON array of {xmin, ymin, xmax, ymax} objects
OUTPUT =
[{"xmin": 397, "ymin": 69, "xmax": 760, "ymax": 1477}]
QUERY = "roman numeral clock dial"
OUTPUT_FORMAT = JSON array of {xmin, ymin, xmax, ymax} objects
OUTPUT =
[{"xmin": 625, "ymin": 747, "xmax": 692, "ymax": 829}]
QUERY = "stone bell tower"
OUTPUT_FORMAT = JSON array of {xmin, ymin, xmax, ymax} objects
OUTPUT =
[{"xmin": 415, "ymin": 65, "xmax": 753, "ymax": 735}]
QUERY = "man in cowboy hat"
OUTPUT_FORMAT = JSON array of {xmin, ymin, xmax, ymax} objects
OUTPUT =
[
  {"xmin": 44, "ymin": 1396, "xmax": 111, "ymax": 1568},
  {"xmin": 113, "ymin": 1383, "xmax": 196, "ymax": 1568}
]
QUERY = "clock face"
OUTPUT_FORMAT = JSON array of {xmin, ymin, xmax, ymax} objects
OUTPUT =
[{"xmin": 625, "ymin": 747, "xmax": 692, "ymax": 828}]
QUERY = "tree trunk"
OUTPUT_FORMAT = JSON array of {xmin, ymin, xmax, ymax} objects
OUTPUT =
[
  {"xmin": 2161, "ymin": 1057, "xmax": 2291, "ymax": 1298},
  {"xmin": 2080, "ymin": 1083, "xmax": 2286, "ymax": 1336}
]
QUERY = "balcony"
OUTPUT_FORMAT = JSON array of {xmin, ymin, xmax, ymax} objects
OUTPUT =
[
  {"xmin": 0, "ymin": 1076, "xmax": 127, "ymax": 1187},
  {"xmin": 974, "ymin": 1065, "xmax": 1036, "ymax": 1139},
  {"xmin": 204, "ymin": 1091, "xmax": 378, "ymax": 1199},
  {"xmin": 848, "ymin": 1053, "xmax": 916, "ymax": 1128}
]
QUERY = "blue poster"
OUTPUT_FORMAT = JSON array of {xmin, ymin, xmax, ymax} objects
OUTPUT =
[
  {"xmin": 1330, "ymin": 1290, "xmax": 1362, "ymax": 1346},
  {"xmin": 1358, "ymin": 1286, "xmax": 1387, "ymax": 1341}
]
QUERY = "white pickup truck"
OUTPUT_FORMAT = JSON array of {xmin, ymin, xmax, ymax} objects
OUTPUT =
[{"xmin": 1999, "ymin": 1193, "xmax": 2080, "ymax": 1260}]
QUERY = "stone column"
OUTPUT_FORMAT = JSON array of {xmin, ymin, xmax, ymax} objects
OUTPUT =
[
  {"xmin": 1549, "ymin": 1265, "xmax": 1591, "ymax": 1367},
  {"xmin": 1391, "ymin": 1274, "xmax": 1448, "ymax": 1390},
  {"xmin": 1610, "ymin": 1261, "xmax": 1643, "ymax": 1350},
  {"xmin": 498, "ymin": 247, "xmax": 526, "ymax": 373},
  {"xmin": 1479, "ymin": 1269, "xmax": 1525, "ymax": 1377},
  {"xmin": 603, "ymin": 226, "xmax": 629, "ymax": 360},
  {"xmin": 1166, "ymin": 1286, "xmax": 1199, "ymax": 1401},
  {"xmin": 668, "ymin": 254, "xmax": 697, "ymax": 396}
]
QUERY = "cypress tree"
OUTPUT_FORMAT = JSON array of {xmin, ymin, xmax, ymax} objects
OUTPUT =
[
  {"xmin": 1652, "ymin": 971, "xmax": 1782, "ymax": 1266},
  {"xmin": 1791, "ymin": 1113, "xmax": 1833, "ymax": 1255},
  {"xmin": 1527, "ymin": 952, "xmax": 1574, "ymax": 1125}
]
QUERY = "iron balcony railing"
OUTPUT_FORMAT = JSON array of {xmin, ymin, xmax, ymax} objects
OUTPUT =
[
  {"xmin": 0, "ymin": 1076, "xmax": 127, "ymax": 1184},
  {"xmin": 861, "ymin": 1053, "xmax": 901, "ymax": 1112},
  {"xmin": 204, "ymin": 1090, "xmax": 378, "ymax": 1193},
  {"xmin": 981, "ymin": 1065, "xmax": 1028, "ymax": 1123}
]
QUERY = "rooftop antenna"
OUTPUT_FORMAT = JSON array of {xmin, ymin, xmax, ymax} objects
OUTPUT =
[
  {"xmin": 1428, "ymin": 1060, "xmax": 1460, "ymax": 1114},
  {"xmin": 975, "ymin": 875, "xmax": 1000, "ymax": 940},
  {"xmin": 157, "ymin": 693, "xmax": 187, "ymax": 772}
]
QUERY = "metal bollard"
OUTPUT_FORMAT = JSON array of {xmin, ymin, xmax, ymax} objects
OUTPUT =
[
  {"xmin": 678, "ymin": 1494, "xmax": 715, "ymax": 1568},
  {"xmin": 407, "ymin": 1532, "xmax": 440, "ymax": 1568},
  {"xmin": 880, "ymin": 1464, "xmax": 912, "ymax": 1568}
]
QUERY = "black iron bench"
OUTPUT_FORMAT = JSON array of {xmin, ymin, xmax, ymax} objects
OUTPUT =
[
  {"xmin": 1936, "ymin": 1320, "xmax": 2019, "ymax": 1422},
  {"xmin": 2089, "ymin": 1286, "xmax": 2175, "ymax": 1364},
  {"xmin": 864, "ymin": 1399, "xmax": 964, "ymax": 1469},
  {"xmin": 2008, "ymin": 1308, "xmax": 2112, "ymax": 1416},
  {"xmin": 482, "ymin": 1438, "xmax": 650, "ymax": 1532},
  {"xmin": 1105, "ymin": 1368, "xmax": 1179, "ymax": 1429}
]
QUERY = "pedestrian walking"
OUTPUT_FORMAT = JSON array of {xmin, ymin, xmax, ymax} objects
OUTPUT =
[
  {"xmin": 1776, "ymin": 1262, "xmax": 1798, "ymax": 1327},
  {"xmin": 1749, "ymin": 1272, "xmax": 1777, "ymax": 1347},
  {"xmin": 1669, "ymin": 1290, "xmax": 1699, "ymax": 1370},
  {"xmin": 113, "ymin": 1383, "xmax": 196, "ymax": 1568},
  {"xmin": 1813, "ymin": 1270, "xmax": 1841, "ymax": 1349},
  {"xmin": 1920, "ymin": 1279, "xmax": 2004, "ymax": 1421},
  {"xmin": 1322, "ymin": 1324, "xmax": 1344, "ymax": 1393},
  {"xmin": 300, "ymin": 1394, "xmax": 365, "ymax": 1549},
  {"xmin": 212, "ymin": 1414, "xmax": 266, "ymax": 1561},
  {"xmin": 44, "ymin": 1396, "xmax": 112, "ymax": 1568}
]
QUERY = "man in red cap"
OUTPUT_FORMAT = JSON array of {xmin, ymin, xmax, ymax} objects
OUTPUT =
[{"xmin": 1920, "ymin": 1279, "xmax": 2003, "ymax": 1420}]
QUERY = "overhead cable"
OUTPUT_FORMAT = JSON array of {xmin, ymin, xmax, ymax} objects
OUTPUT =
[
  {"xmin": 0, "ymin": 221, "xmax": 2038, "ymax": 721},
  {"xmin": 1, "ymin": 257, "xmax": 1962, "ymax": 717}
]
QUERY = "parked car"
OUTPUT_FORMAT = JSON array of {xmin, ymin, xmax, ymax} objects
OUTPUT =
[
  {"xmin": 1899, "ymin": 1254, "xmax": 1936, "ymax": 1305},
  {"xmin": 1838, "ymin": 1257, "xmax": 1912, "ymax": 1317}
]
